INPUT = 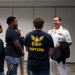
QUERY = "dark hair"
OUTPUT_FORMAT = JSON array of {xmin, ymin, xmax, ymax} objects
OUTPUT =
[
  {"xmin": 0, "ymin": 25, "xmax": 2, "ymax": 28},
  {"xmin": 54, "ymin": 16, "xmax": 62, "ymax": 21},
  {"xmin": 33, "ymin": 17, "xmax": 44, "ymax": 29},
  {"xmin": 6, "ymin": 16, "xmax": 16, "ymax": 25},
  {"xmin": 0, "ymin": 25, "xmax": 2, "ymax": 33}
]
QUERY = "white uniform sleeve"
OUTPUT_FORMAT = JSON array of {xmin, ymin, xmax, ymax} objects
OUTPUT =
[{"xmin": 65, "ymin": 30, "xmax": 72, "ymax": 43}]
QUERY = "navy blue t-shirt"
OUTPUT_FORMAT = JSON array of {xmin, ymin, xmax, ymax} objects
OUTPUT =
[
  {"xmin": 5, "ymin": 28, "xmax": 21, "ymax": 57},
  {"xmin": 25, "ymin": 30, "xmax": 54, "ymax": 70},
  {"xmin": 0, "ymin": 39, "xmax": 5, "ymax": 72}
]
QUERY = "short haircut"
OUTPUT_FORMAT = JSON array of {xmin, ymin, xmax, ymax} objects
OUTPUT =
[
  {"xmin": 6, "ymin": 16, "xmax": 16, "ymax": 25},
  {"xmin": 54, "ymin": 16, "xmax": 62, "ymax": 21},
  {"xmin": 33, "ymin": 17, "xmax": 44, "ymax": 29}
]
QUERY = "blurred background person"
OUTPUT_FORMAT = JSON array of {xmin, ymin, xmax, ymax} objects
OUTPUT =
[
  {"xmin": 0, "ymin": 24, "xmax": 5, "ymax": 75},
  {"xmin": 25, "ymin": 17, "xmax": 54, "ymax": 75},
  {"xmin": 48, "ymin": 16, "xmax": 72, "ymax": 75},
  {"xmin": 5, "ymin": 16, "xmax": 24, "ymax": 75}
]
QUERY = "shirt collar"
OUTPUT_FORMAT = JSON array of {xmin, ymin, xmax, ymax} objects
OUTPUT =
[{"xmin": 53, "ymin": 25, "xmax": 62, "ymax": 31}]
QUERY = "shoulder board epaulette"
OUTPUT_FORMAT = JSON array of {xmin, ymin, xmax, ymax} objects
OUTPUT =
[{"xmin": 62, "ymin": 27, "xmax": 68, "ymax": 30}]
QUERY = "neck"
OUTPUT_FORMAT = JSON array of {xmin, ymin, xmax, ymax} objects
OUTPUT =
[
  {"xmin": 36, "ymin": 28, "xmax": 42, "ymax": 30},
  {"xmin": 55, "ymin": 25, "xmax": 61, "ymax": 30},
  {"xmin": 9, "ymin": 25, "xmax": 15, "ymax": 30}
]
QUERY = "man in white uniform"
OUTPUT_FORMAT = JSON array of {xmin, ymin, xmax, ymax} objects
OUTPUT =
[{"xmin": 48, "ymin": 16, "xmax": 72, "ymax": 75}]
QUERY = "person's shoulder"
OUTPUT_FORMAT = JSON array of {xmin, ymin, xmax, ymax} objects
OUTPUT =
[
  {"xmin": 7, "ymin": 28, "xmax": 15, "ymax": 33},
  {"xmin": 44, "ymin": 32, "xmax": 53, "ymax": 41},
  {"xmin": 0, "ymin": 39, "xmax": 3, "ymax": 44},
  {"xmin": 48, "ymin": 28, "xmax": 54, "ymax": 34},
  {"xmin": 25, "ymin": 30, "xmax": 34, "ymax": 37},
  {"xmin": 42, "ymin": 31, "xmax": 52, "ymax": 37},
  {"xmin": 0, "ymin": 39, "xmax": 3, "ymax": 42},
  {"xmin": 62, "ymin": 27, "xmax": 68, "ymax": 31}
]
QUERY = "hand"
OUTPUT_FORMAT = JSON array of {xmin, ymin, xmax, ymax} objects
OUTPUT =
[{"xmin": 21, "ymin": 50, "xmax": 24, "ymax": 56}]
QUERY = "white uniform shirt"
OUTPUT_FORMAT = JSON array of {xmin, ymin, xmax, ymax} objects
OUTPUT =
[{"xmin": 48, "ymin": 26, "xmax": 72, "ymax": 47}]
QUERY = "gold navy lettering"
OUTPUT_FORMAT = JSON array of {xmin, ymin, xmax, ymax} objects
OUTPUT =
[{"xmin": 29, "ymin": 47, "xmax": 44, "ymax": 52}]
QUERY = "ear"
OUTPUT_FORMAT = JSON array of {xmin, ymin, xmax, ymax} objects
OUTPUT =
[{"xmin": 0, "ymin": 28, "xmax": 3, "ymax": 33}]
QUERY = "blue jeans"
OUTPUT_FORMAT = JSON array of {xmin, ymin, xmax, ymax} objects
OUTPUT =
[
  {"xmin": 0, "ymin": 72, "xmax": 5, "ymax": 75},
  {"xmin": 5, "ymin": 56, "xmax": 20, "ymax": 75}
]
